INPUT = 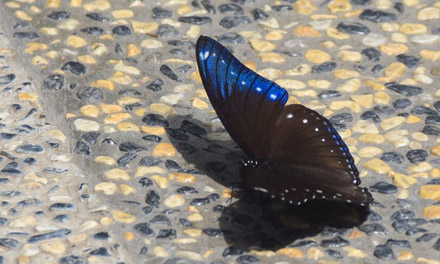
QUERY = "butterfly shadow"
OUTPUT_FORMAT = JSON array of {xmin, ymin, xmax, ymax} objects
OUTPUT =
[{"xmin": 166, "ymin": 115, "xmax": 371, "ymax": 251}]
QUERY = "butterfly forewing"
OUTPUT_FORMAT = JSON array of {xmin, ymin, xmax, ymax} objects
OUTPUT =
[
  {"xmin": 196, "ymin": 36, "xmax": 372, "ymax": 206},
  {"xmin": 196, "ymin": 36, "xmax": 287, "ymax": 159}
]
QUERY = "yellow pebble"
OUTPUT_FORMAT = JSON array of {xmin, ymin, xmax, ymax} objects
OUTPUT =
[
  {"xmin": 152, "ymin": 143, "xmax": 176, "ymax": 157},
  {"xmin": 119, "ymin": 184, "xmax": 136, "ymax": 195},
  {"xmin": 333, "ymin": 69, "xmax": 360, "ymax": 79},
  {"xmin": 304, "ymin": 49, "xmax": 331, "ymax": 64},
  {"xmin": 327, "ymin": 0, "xmax": 351, "ymax": 13},
  {"xmin": 102, "ymin": 113, "xmax": 131, "ymax": 124},
  {"xmin": 384, "ymin": 62, "xmax": 406, "ymax": 79},
  {"xmin": 104, "ymin": 168, "xmax": 130, "ymax": 181},
  {"xmin": 111, "ymin": 9, "xmax": 133, "ymax": 19},
  {"xmin": 151, "ymin": 175, "xmax": 169, "ymax": 188},
  {"xmin": 379, "ymin": 43, "xmax": 409, "ymax": 55},
  {"xmin": 94, "ymin": 156, "xmax": 116, "ymax": 166},
  {"xmin": 141, "ymin": 126, "xmax": 165, "ymax": 135},
  {"xmin": 14, "ymin": 10, "xmax": 32, "ymax": 21},
  {"xmin": 400, "ymin": 23, "xmax": 427, "ymax": 34},
  {"xmin": 419, "ymin": 185, "xmax": 440, "ymax": 200},
  {"xmin": 94, "ymin": 182, "xmax": 118, "ymax": 195},
  {"xmin": 79, "ymin": 105, "xmax": 99, "ymax": 117},
  {"xmin": 111, "ymin": 210, "xmax": 136, "ymax": 223},
  {"xmin": 276, "ymin": 248, "xmax": 304, "ymax": 258},
  {"xmin": 422, "ymin": 205, "xmax": 440, "ymax": 219},
  {"xmin": 190, "ymin": 98, "xmax": 209, "ymax": 109},
  {"xmin": 293, "ymin": 0, "xmax": 317, "ymax": 15},
  {"xmin": 131, "ymin": 20, "xmax": 158, "ymax": 34},
  {"xmin": 164, "ymin": 194, "xmax": 185, "ymax": 207},
  {"xmin": 18, "ymin": 92, "xmax": 38, "ymax": 102},
  {"xmin": 82, "ymin": 0, "xmax": 111, "ymax": 11},
  {"xmin": 168, "ymin": 173, "xmax": 195, "ymax": 183},
  {"xmin": 116, "ymin": 122, "xmax": 140, "ymax": 132},
  {"xmin": 257, "ymin": 52, "xmax": 285, "ymax": 63},
  {"xmin": 293, "ymin": 25, "xmax": 321, "ymax": 37},
  {"xmin": 126, "ymin": 44, "xmax": 140, "ymax": 57},
  {"xmin": 124, "ymin": 232, "xmax": 134, "ymax": 241},
  {"xmin": 249, "ymin": 38, "xmax": 275, "ymax": 52},
  {"xmin": 326, "ymin": 27, "xmax": 349, "ymax": 39},
  {"xmin": 77, "ymin": 55, "xmax": 96, "ymax": 64},
  {"xmin": 187, "ymin": 213, "xmax": 203, "ymax": 222},
  {"xmin": 397, "ymin": 251, "xmax": 414, "ymax": 261},
  {"xmin": 362, "ymin": 158, "xmax": 391, "ymax": 174},
  {"xmin": 66, "ymin": 35, "xmax": 87, "ymax": 48}
]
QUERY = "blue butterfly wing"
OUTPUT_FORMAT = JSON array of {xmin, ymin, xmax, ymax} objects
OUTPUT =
[
  {"xmin": 196, "ymin": 36, "xmax": 372, "ymax": 206},
  {"xmin": 196, "ymin": 35, "xmax": 288, "ymax": 159}
]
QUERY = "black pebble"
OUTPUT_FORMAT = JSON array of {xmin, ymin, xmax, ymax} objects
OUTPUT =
[
  {"xmin": 272, "ymin": 5, "xmax": 293, "ymax": 11},
  {"xmin": 369, "ymin": 181, "xmax": 398, "ymax": 194},
  {"xmin": 218, "ymin": 3, "xmax": 243, "ymax": 15},
  {"xmin": 112, "ymin": 26, "xmax": 131, "ymax": 35},
  {"xmin": 406, "ymin": 149, "xmax": 428, "ymax": 163},
  {"xmin": 62, "ymin": 61, "xmax": 86, "ymax": 75},
  {"xmin": 142, "ymin": 206, "xmax": 153, "ymax": 215},
  {"xmin": 179, "ymin": 218, "xmax": 192, "ymax": 227},
  {"xmin": 138, "ymin": 156, "xmax": 160, "ymax": 166},
  {"xmin": 219, "ymin": 16, "xmax": 251, "ymax": 29},
  {"xmin": 362, "ymin": 48, "xmax": 381, "ymax": 62},
  {"xmin": 0, "ymin": 238, "xmax": 19, "ymax": 249},
  {"xmin": 178, "ymin": 16, "xmax": 212, "ymax": 25},
  {"xmin": 160, "ymin": 64, "xmax": 182, "ymax": 82},
  {"xmin": 392, "ymin": 218, "xmax": 427, "ymax": 232},
  {"xmin": 0, "ymin": 74, "xmax": 16, "ymax": 85},
  {"xmin": 318, "ymin": 90, "xmax": 341, "ymax": 99},
  {"xmin": 0, "ymin": 162, "xmax": 21, "ymax": 175},
  {"xmin": 16, "ymin": 144, "xmax": 44, "ymax": 154},
  {"xmin": 28, "ymin": 229, "xmax": 71, "ymax": 243},
  {"xmin": 13, "ymin": 32, "xmax": 39, "ymax": 40},
  {"xmin": 150, "ymin": 215, "xmax": 171, "ymax": 226},
  {"xmin": 13, "ymin": 22, "xmax": 29, "ymax": 30},
  {"xmin": 218, "ymin": 33, "xmax": 244, "ymax": 44},
  {"xmin": 53, "ymin": 214, "xmax": 69, "ymax": 223},
  {"xmin": 311, "ymin": 62, "xmax": 337, "ymax": 73},
  {"xmin": 351, "ymin": 0, "xmax": 372, "ymax": 5},
  {"xmin": 425, "ymin": 117, "xmax": 440, "ymax": 128},
  {"xmin": 166, "ymin": 128, "xmax": 189, "ymax": 141},
  {"xmin": 147, "ymin": 79, "xmax": 164, "ymax": 92},
  {"xmin": 393, "ymin": 99, "xmax": 411, "ymax": 109},
  {"xmin": 385, "ymin": 239, "xmax": 411, "ymax": 248},
  {"xmin": 133, "ymin": 223, "xmax": 154, "ymax": 236},
  {"xmin": 411, "ymin": 106, "xmax": 437, "ymax": 115},
  {"xmin": 142, "ymin": 135, "xmax": 162, "ymax": 142},
  {"xmin": 86, "ymin": 12, "xmax": 109, "ymax": 22},
  {"xmin": 190, "ymin": 198, "xmax": 211, "ymax": 206},
  {"xmin": 90, "ymin": 247, "xmax": 111, "ymax": 256},
  {"xmin": 326, "ymin": 249, "xmax": 343, "ymax": 259},
  {"xmin": 142, "ymin": 114, "xmax": 169, "ymax": 127},
  {"xmin": 359, "ymin": 9, "xmax": 397, "ymax": 23},
  {"xmin": 394, "ymin": 2, "xmax": 405, "ymax": 13},
  {"xmin": 156, "ymin": 229, "xmax": 176, "ymax": 239},
  {"xmin": 380, "ymin": 152, "xmax": 404, "ymax": 164},
  {"xmin": 371, "ymin": 64, "xmax": 385, "ymax": 73},
  {"xmin": 202, "ymin": 228, "xmax": 223, "ymax": 237},
  {"xmin": 49, "ymin": 203, "xmax": 75, "ymax": 211},
  {"xmin": 73, "ymin": 141, "xmax": 90, "ymax": 155},
  {"xmin": 119, "ymin": 142, "xmax": 144, "ymax": 152},
  {"xmin": 93, "ymin": 232, "xmax": 110, "ymax": 240},
  {"xmin": 251, "ymin": 8, "xmax": 268, "ymax": 20},
  {"xmin": 117, "ymin": 152, "xmax": 137, "ymax": 167},
  {"xmin": 386, "ymin": 82, "xmax": 423, "ymax": 96},
  {"xmin": 145, "ymin": 190, "xmax": 160, "ymax": 208},
  {"xmin": 82, "ymin": 132, "xmax": 100, "ymax": 145},
  {"xmin": 138, "ymin": 177, "xmax": 153, "ymax": 188},
  {"xmin": 47, "ymin": 11, "xmax": 70, "ymax": 20},
  {"xmin": 374, "ymin": 245, "xmax": 395, "ymax": 260},
  {"xmin": 23, "ymin": 157, "xmax": 36, "ymax": 165},
  {"xmin": 152, "ymin": 7, "xmax": 172, "ymax": 18},
  {"xmin": 433, "ymin": 238, "xmax": 440, "ymax": 251},
  {"xmin": 422, "ymin": 125, "xmax": 440, "ymax": 135},
  {"xmin": 181, "ymin": 120, "xmax": 206, "ymax": 136},
  {"xmin": 320, "ymin": 236, "xmax": 349, "ymax": 247},
  {"xmin": 176, "ymin": 186, "xmax": 198, "ymax": 194},
  {"xmin": 416, "ymin": 233, "xmax": 437, "ymax": 243},
  {"xmin": 236, "ymin": 255, "xmax": 259, "ymax": 264},
  {"xmin": 373, "ymin": 105, "xmax": 395, "ymax": 115},
  {"xmin": 434, "ymin": 101, "xmax": 440, "ymax": 112},
  {"xmin": 80, "ymin": 27, "xmax": 103, "ymax": 35},
  {"xmin": 396, "ymin": 54, "xmax": 420, "ymax": 68},
  {"xmin": 157, "ymin": 25, "xmax": 179, "ymax": 37},
  {"xmin": 390, "ymin": 209, "xmax": 415, "ymax": 220},
  {"xmin": 361, "ymin": 111, "xmax": 381, "ymax": 122},
  {"xmin": 42, "ymin": 75, "xmax": 64, "ymax": 90},
  {"xmin": 201, "ymin": 0, "xmax": 216, "ymax": 14},
  {"xmin": 336, "ymin": 22, "xmax": 371, "ymax": 35},
  {"xmin": 358, "ymin": 223, "xmax": 388, "ymax": 235}
]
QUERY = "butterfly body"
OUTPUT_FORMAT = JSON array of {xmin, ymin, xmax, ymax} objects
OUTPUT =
[{"xmin": 196, "ymin": 36, "xmax": 373, "ymax": 207}]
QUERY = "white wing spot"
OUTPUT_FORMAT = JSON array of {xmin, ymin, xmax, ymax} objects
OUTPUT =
[
  {"xmin": 256, "ymin": 87, "xmax": 262, "ymax": 92},
  {"xmin": 321, "ymin": 138, "xmax": 326, "ymax": 142},
  {"xmin": 285, "ymin": 189, "xmax": 289, "ymax": 193},
  {"xmin": 287, "ymin": 113, "xmax": 293, "ymax": 119},
  {"xmin": 254, "ymin": 187, "xmax": 268, "ymax": 193},
  {"xmin": 241, "ymin": 81, "xmax": 246, "ymax": 85},
  {"xmin": 303, "ymin": 119, "xmax": 308, "ymax": 124},
  {"xmin": 316, "ymin": 190, "xmax": 323, "ymax": 193},
  {"xmin": 315, "ymin": 128, "xmax": 319, "ymax": 132}
]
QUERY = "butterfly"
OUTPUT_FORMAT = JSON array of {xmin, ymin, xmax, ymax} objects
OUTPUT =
[{"xmin": 195, "ymin": 36, "xmax": 373, "ymax": 207}]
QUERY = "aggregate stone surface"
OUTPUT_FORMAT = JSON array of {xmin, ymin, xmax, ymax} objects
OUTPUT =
[{"xmin": 1, "ymin": 0, "xmax": 440, "ymax": 263}]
